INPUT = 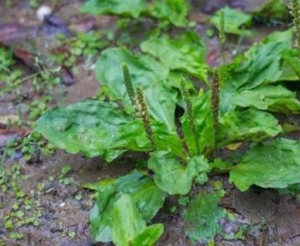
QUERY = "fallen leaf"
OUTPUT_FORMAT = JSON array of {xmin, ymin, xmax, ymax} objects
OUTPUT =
[{"xmin": 0, "ymin": 128, "xmax": 30, "ymax": 147}]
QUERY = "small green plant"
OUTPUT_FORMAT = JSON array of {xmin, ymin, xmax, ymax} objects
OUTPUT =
[
  {"xmin": 0, "ymin": 161, "xmax": 42, "ymax": 243},
  {"xmin": 59, "ymin": 165, "xmax": 72, "ymax": 185},
  {"xmin": 34, "ymin": 1, "xmax": 300, "ymax": 245},
  {"xmin": 54, "ymin": 31, "xmax": 110, "ymax": 67}
]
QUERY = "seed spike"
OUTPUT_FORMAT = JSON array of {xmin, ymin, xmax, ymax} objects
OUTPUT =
[
  {"xmin": 211, "ymin": 70, "xmax": 220, "ymax": 156},
  {"xmin": 290, "ymin": 0, "xmax": 300, "ymax": 49},
  {"xmin": 122, "ymin": 63, "xmax": 135, "ymax": 106},
  {"xmin": 135, "ymin": 87, "xmax": 156, "ymax": 151}
]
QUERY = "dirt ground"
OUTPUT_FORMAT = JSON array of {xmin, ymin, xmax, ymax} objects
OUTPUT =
[{"xmin": 1, "ymin": 1, "xmax": 300, "ymax": 246}]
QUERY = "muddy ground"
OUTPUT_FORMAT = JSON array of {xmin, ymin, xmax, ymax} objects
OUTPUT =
[{"xmin": 1, "ymin": 0, "xmax": 300, "ymax": 245}]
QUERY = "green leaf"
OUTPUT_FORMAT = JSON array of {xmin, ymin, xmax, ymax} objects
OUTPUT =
[
  {"xmin": 231, "ymin": 85, "xmax": 300, "ymax": 114},
  {"xmin": 90, "ymin": 184, "xmax": 116, "ymax": 242},
  {"xmin": 111, "ymin": 194, "xmax": 146, "ymax": 246},
  {"xmin": 183, "ymin": 192, "xmax": 226, "ymax": 242},
  {"xmin": 90, "ymin": 171, "xmax": 166, "ymax": 242},
  {"xmin": 81, "ymin": 0, "xmax": 188, "ymax": 26},
  {"xmin": 115, "ymin": 171, "xmax": 167, "ymax": 221},
  {"xmin": 152, "ymin": 121, "xmax": 186, "ymax": 160},
  {"xmin": 181, "ymin": 91, "xmax": 214, "ymax": 155},
  {"xmin": 150, "ymin": 0, "xmax": 189, "ymax": 26},
  {"xmin": 81, "ymin": 0, "xmax": 147, "ymax": 18},
  {"xmin": 210, "ymin": 7, "xmax": 252, "ymax": 36},
  {"xmin": 141, "ymin": 32, "xmax": 207, "ymax": 82},
  {"xmin": 111, "ymin": 194, "xmax": 163, "ymax": 246},
  {"xmin": 220, "ymin": 41, "xmax": 290, "ymax": 113},
  {"xmin": 131, "ymin": 224, "xmax": 164, "ymax": 246},
  {"xmin": 95, "ymin": 47, "xmax": 177, "ymax": 130},
  {"xmin": 35, "ymin": 100, "xmax": 148, "ymax": 161},
  {"xmin": 252, "ymin": 0, "xmax": 288, "ymax": 20},
  {"xmin": 261, "ymin": 28, "xmax": 293, "ymax": 44},
  {"xmin": 281, "ymin": 49, "xmax": 300, "ymax": 81},
  {"xmin": 148, "ymin": 151, "xmax": 210, "ymax": 195},
  {"xmin": 35, "ymin": 101, "xmax": 185, "ymax": 161},
  {"xmin": 230, "ymin": 138, "xmax": 300, "ymax": 191},
  {"xmin": 166, "ymin": 70, "xmax": 196, "ymax": 91},
  {"xmin": 238, "ymin": 41, "xmax": 289, "ymax": 90},
  {"xmin": 218, "ymin": 108, "xmax": 282, "ymax": 146}
]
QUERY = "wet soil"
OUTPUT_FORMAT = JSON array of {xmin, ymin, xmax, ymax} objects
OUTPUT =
[{"xmin": 1, "ymin": 1, "xmax": 300, "ymax": 246}]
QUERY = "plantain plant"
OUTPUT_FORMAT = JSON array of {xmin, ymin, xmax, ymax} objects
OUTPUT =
[{"xmin": 35, "ymin": 0, "xmax": 300, "ymax": 245}]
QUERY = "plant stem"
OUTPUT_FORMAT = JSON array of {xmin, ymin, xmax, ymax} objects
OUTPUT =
[
  {"xmin": 180, "ymin": 79, "xmax": 199, "ymax": 155},
  {"xmin": 211, "ymin": 70, "xmax": 220, "ymax": 157}
]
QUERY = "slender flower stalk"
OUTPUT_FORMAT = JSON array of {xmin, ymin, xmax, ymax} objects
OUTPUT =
[
  {"xmin": 219, "ymin": 9, "xmax": 226, "ymax": 64},
  {"xmin": 122, "ymin": 63, "xmax": 136, "ymax": 106},
  {"xmin": 180, "ymin": 79, "xmax": 199, "ymax": 155},
  {"xmin": 135, "ymin": 87, "xmax": 156, "ymax": 151},
  {"xmin": 290, "ymin": 0, "xmax": 300, "ymax": 49},
  {"xmin": 211, "ymin": 70, "xmax": 220, "ymax": 156}
]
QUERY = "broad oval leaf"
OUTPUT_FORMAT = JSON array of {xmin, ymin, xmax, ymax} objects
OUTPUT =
[
  {"xmin": 218, "ymin": 108, "xmax": 282, "ymax": 146},
  {"xmin": 35, "ymin": 100, "xmax": 148, "ymax": 162},
  {"xmin": 90, "ymin": 171, "xmax": 166, "ymax": 242},
  {"xmin": 237, "ymin": 41, "xmax": 290, "ymax": 90},
  {"xmin": 131, "ymin": 224, "xmax": 164, "ymax": 246},
  {"xmin": 230, "ymin": 138, "xmax": 300, "ymax": 191},
  {"xmin": 115, "ymin": 171, "xmax": 167, "ymax": 221},
  {"xmin": 148, "ymin": 151, "xmax": 210, "ymax": 195},
  {"xmin": 210, "ymin": 7, "xmax": 252, "ymax": 36},
  {"xmin": 81, "ymin": 0, "xmax": 188, "ymax": 26},
  {"xmin": 95, "ymin": 47, "xmax": 177, "ymax": 130},
  {"xmin": 111, "ymin": 194, "xmax": 146, "ymax": 246},
  {"xmin": 90, "ymin": 184, "xmax": 116, "ymax": 242},
  {"xmin": 280, "ymin": 49, "xmax": 300, "ymax": 81},
  {"xmin": 111, "ymin": 194, "xmax": 163, "ymax": 246},
  {"xmin": 220, "ymin": 41, "xmax": 290, "ymax": 113},
  {"xmin": 141, "ymin": 32, "xmax": 207, "ymax": 82},
  {"xmin": 81, "ymin": 0, "xmax": 147, "ymax": 18},
  {"xmin": 150, "ymin": 0, "xmax": 189, "ymax": 27},
  {"xmin": 183, "ymin": 192, "xmax": 226, "ymax": 242},
  {"xmin": 231, "ymin": 85, "xmax": 300, "ymax": 114},
  {"xmin": 35, "ymin": 100, "xmax": 185, "ymax": 161}
]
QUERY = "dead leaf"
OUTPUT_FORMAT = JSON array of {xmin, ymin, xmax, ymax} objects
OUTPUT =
[{"xmin": 0, "ymin": 128, "xmax": 30, "ymax": 147}]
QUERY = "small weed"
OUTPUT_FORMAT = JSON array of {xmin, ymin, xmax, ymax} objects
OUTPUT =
[
  {"xmin": 0, "ymin": 161, "xmax": 42, "ymax": 242},
  {"xmin": 67, "ymin": 231, "xmax": 76, "ymax": 238},
  {"xmin": 59, "ymin": 165, "xmax": 73, "ymax": 185},
  {"xmin": 54, "ymin": 31, "xmax": 110, "ymax": 67}
]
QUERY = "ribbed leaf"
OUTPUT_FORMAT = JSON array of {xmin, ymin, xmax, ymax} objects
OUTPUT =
[
  {"xmin": 35, "ymin": 100, "xmax": 147, "ymax": 161},
  {"xmin": 89, "ymin": 171, "xmax": 166, "ymax": 242},
  {"xmin": 230, "ymin": 138, "xmax": 300, "ymax": 191},
  {"xmin": 81, "ymin": 0, "xmax": 147, "ymax": 17},
  {"xmin": 141, "ymin": 32, "xmax": 207, "ymax": 81},
  {"xmin": 183, "ymin": 192, "xmax": 226, "ymax": 242},
  {"xmin": 231, "ymin": 85, "xmax": 300, "ymax": 114},
  {"xmin": 218, "ymin": 108, "xmax": 282, "ymax": 146},
  {"xmin": 148, "ymin": 151, "xmax": 210, "ymax": 195}
]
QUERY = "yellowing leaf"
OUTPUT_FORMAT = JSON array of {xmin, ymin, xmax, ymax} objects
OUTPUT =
[{"xmin": 226, "ymin": 142, "xmax": 242, "ymax": 150}]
